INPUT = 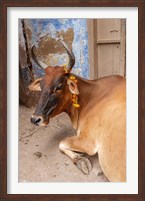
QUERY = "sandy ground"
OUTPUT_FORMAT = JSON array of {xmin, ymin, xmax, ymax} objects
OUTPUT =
[{"xmin": 19, "ymin": 105, "xmax": 108, "ymax": 182}]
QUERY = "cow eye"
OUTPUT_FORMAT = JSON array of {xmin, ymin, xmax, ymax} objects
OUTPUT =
[
  {"xmin": 56, "ymin": 84, "xmax": 63, "ymax": 90},
  {"xmin": 53, "ymin": 83, "xmax": 63, "ymax": 92}
]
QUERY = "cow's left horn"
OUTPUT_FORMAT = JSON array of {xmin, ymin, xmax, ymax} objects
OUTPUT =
[
  {"xmin": 60, "ymin": 40, "xmax": 75, "ymax": 73},
  {"xmin": 31, "ymin": 46, "xmax": 47, "ymax": 70}
]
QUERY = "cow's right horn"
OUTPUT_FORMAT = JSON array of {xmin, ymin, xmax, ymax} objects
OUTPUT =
[{"xmin": 60, "ymin": 40, "xmax": 75, "ymax": 73}]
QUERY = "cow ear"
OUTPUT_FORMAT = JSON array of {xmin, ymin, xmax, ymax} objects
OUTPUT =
[
  {"xmin": 67, "ymin": 79, "xmax": 79, "ymax": 95},
  {"xmin": 28, "ymin": 78, "xmax": 42, "ymax": 91}
]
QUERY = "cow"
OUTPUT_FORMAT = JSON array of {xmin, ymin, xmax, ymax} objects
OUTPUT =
[{"xmin": 29, "ymin": 40, "xmax": 126, "ymax": 182}]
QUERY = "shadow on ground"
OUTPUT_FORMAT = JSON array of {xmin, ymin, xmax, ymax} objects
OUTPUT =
[{"xmin": 19, "ymin": 106, "xmax": 108, "ymax": 182}]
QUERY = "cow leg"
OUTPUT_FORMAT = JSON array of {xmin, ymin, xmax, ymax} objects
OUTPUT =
[{"xmin": 59, "ymin": 136, "xmax": 92, "ymax": 175}]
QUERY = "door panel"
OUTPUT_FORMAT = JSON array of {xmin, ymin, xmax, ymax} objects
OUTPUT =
[
  {"xmin": 98, "ymin": 44, "xmax": 120, "ymax": 78},
  {"xmin": 87, "ymin": 19, "xmax": 126, "ymax": 79}
]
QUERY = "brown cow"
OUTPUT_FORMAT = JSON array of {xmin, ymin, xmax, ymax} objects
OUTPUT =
[{"xmin": 29, "ymin": 40, "xmax": 126, "ymax": 182}]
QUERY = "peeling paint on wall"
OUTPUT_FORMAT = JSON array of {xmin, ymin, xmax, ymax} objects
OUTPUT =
[{"xmin": 19, "ymin": 19, "xmax": 90, "ymax": 80}]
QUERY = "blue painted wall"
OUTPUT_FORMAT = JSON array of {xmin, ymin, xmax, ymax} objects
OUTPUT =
[{"xmin": 19, "ymin": 19, "xmax": 90, "ymax": 79}]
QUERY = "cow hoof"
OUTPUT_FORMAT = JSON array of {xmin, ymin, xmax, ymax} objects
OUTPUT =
[{"xmin": 76, "ymin": 157, "xmax": 92, "ymax": 175}]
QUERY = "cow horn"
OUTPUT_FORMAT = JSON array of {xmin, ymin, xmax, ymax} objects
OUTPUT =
[
  {"xmin": 31, "ymin": 46, "xmax": 47, "ymax": 69},
  {"xmin": 60, "ymin": 39, "xmax": 75, "ymax": 73}
]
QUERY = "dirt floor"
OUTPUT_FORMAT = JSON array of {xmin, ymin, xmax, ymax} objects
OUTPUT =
[{"xmin": 19, "ymin": 105, "xmax": 108, "ymax": 182}]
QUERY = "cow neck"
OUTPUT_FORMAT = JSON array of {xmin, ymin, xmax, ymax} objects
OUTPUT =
[
  {"xmin": 75, "ymin": 75, "xmax": 95, "ymax": 107},
  {"xmin": 67, "ymin": 104, "xmax": 79, "ymax": 129}
]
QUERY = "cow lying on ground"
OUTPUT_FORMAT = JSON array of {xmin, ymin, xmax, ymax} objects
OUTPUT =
[{"xmin": 29, "ymin": 40, "xmax": 126, "ymax": 182}]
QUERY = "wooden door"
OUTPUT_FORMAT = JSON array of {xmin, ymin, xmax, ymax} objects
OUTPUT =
[{"xmin": 87, "ymin": 19, "xmax": 126, "ymax": 79}]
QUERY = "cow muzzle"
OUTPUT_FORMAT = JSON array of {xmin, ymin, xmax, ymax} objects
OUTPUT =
[{"xmin": 30, "ymin": 115, "xmax": 46, "ymax": 126}]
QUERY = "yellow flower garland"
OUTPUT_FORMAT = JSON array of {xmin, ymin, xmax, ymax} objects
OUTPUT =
[{"xmin": 63, "ymin": 65, "xmax": 80, "ymax": 108}]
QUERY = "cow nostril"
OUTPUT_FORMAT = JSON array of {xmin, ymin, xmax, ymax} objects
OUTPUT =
[
  {"xmin": 31, "ymin": 116, "xmax": 42, "ymax": 125},
  {"xmin": 35, "ymin": 118, "xmax": 41, "ymax": 124}
]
